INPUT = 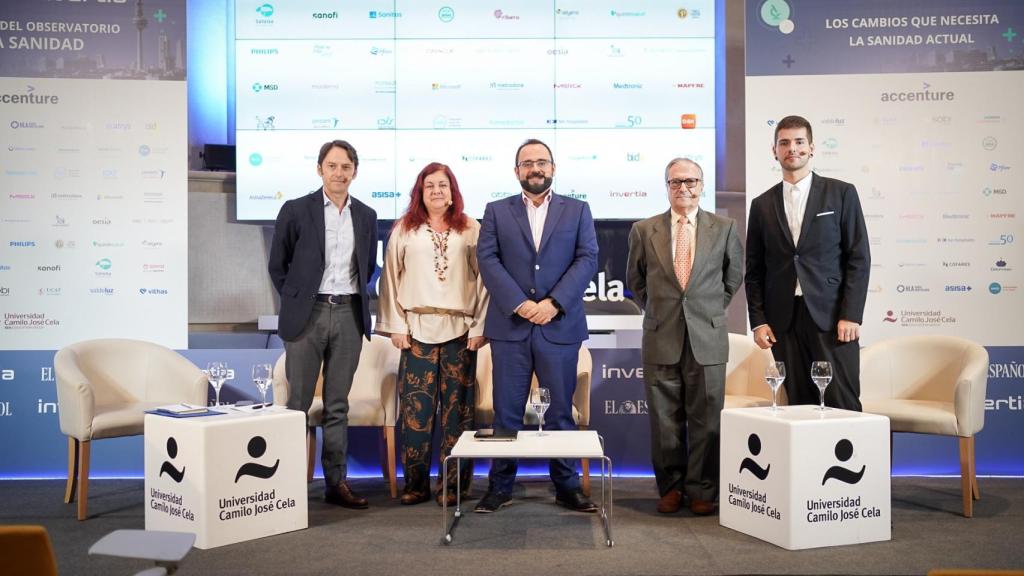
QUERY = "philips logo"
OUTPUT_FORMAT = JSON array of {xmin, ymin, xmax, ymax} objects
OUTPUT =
[
  {"xmin": 250, "ymin": 48, "xmax": 278, "ymax": 55},
  {"xmin": 9, "ymin": 241, "xmax": 35, "ymax": 247}
]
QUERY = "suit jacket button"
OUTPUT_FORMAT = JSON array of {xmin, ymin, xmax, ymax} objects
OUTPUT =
[
  {"xmin": 794, "ymin": 255, "xmax": 799, "ymax": 261},
  {"xmin": 535, "ymin": 264, "xmax": 540, "ymax": 270},
  {"xmin": 530, "ymin": 288, "xmax": 536, "ymax": 294}
]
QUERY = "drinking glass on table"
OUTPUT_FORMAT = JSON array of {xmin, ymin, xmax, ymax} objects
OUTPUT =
[
  {"xmin": 811, "ymin": 361, "xmax": 833, "ymax": 411},
  {"xmin": 252, "ymin": 363, "xmax": 273, "ymax": 409},
  {"xmin": 206, "ymin": 361, "xmax": 227, "ymax": 406},
  {"xmin": 530, "ymin": 387, "xmax": 551, "ymax": 436},
  {"xmin": 764, "ymin": 361, "xmax": 786, "ymax": 412}
]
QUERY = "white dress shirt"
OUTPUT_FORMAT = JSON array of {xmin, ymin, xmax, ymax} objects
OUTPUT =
[
  {"xmin": 318, "ymin": 191, "xmax": 358, "ymax": 295},
  {"xmin": 523, "ymin": 190, "xmax": 552, "ymax": 252},
  {"xmin": 783, "ymin": 172, "xmax": 812, "ymax": 296}
]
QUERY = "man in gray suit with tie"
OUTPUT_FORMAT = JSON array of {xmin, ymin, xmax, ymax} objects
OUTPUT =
[{"xmin": 626, "ymin": 158, "xmax": 743, "ymax": 516}]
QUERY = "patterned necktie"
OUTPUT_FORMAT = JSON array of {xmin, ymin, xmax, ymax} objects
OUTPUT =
[{"xmin": 674, "ymin": 216, "xmax": 692, "ymax": 290}]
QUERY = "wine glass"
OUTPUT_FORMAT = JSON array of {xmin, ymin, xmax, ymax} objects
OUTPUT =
[
  {"xmin": 811, "ymin": 361, "xmax": 833, "ymax": 411},
  {"xmin": 530, "ymin": 387, "xmax": 551, "ymax": 436},
  {"xmin": 252, "ymin": 363, "xmax": 273, "ymax": 409},
  {"xmin": 764, "ymin": 361, "xmax": 785, "ymax": 412},
  {"xmin": 206, "ymin": 361, "xmax": 227, "ymax": 406}
]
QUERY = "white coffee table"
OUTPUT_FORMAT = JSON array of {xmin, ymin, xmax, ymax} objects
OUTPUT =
[{"xmin": 441, "ymin": 430, "xmax": 614, "ymax": 547}]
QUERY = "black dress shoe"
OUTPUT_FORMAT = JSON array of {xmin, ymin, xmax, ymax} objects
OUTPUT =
[
  {"xmin": 324, "ymin": 481, "xmax": 368, "ymax": 509},
  {"xmin": 474, "ymin": 490, "xmax": 511, "ymax": 513},
  {"xmin": 555, "ymin": 490, "xmax": 598, "ymax": 513}
]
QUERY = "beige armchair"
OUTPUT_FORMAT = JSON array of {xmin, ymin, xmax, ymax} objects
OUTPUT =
[
  {"xmin": 272, "ymin": 334, "xmax": 399, "ymax": 497},
  {"xmin": 55, "ymin": 339, "xmax": 207, "ymax": 520},
  {"xmin": 860, "ymin": 335, "xmax": 989, "ymax": 517},
  {"xmin": 725, "ymin": 333, "xmax": 788, "ymax": 408},
  {"xmin": 475, "ymin": 344, "xmax": 593, "ymax": 494}
]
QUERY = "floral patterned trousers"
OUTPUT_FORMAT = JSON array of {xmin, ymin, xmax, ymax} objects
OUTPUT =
[{"xmin": 399, "ymin": 334, "xmax": 476, "ymax": 495}]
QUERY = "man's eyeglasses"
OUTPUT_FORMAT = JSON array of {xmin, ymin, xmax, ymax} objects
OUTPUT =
[
  {"xmin": 666, "ymin": 178, "xmax": 701, "ymax": 190},
  {"xmin": 517, "ymin": 159, "xmax": 552, "ymax": 170}
]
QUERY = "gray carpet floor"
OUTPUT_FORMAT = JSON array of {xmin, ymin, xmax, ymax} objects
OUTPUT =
[{"xmin": 2, "ymin": 477, "xmax": 1023, "ymax": 576}]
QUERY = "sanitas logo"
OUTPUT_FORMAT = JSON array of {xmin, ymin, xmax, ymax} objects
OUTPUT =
[
  {"xmin": 369, "ymin": 10, "xmax": 402, "ymax": 18},
  {"xmin": 1, "ymin": 85, "xmax": 59, "ymax": 105},
  {"xmin": 881, "ymin": 82, "xmax": 953, "ymax": 102}
]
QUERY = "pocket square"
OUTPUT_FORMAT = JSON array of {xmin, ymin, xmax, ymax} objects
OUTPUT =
[{"xmin": 816, "ymin": 211, "xmax": 835, "ymax": 217}]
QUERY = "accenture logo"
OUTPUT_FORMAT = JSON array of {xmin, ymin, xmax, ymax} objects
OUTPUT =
[
  {"xmin": 881, "ymin": 82, "xmax": 954, "ymax": 102},
  {"xmin": 1, "ymin": 85, "xmax": 59, "ymax": 105}
]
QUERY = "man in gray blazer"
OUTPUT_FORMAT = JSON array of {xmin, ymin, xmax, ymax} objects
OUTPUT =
[{"xmin": 626, "ymin": 158, "xmax": 743, "ymax": 516}]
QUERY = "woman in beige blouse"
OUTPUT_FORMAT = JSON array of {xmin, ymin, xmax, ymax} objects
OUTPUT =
[{"xmin": 377, "ymin": 162, "xmax": 489, "ymax": 506}]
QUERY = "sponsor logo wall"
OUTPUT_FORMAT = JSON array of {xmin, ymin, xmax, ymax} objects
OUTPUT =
[
  {"xmin": 0, "ymin": 0, "xmax": 188, "ymax": 351},
  {"xmin": 234, "ymin": 0, "xmax": 717, "ymax": 220},
  {"xmin": 745, "ymin": 0, "xmax": 1023, "ymax": 472}
]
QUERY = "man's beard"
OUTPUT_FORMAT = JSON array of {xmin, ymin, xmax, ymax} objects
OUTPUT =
[{"xmin": 520, "ymin": 174, "xmax": 553, "ymax": 195}]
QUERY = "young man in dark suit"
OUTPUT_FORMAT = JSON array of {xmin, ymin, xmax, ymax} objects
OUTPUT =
[
  {"xmin": 745, "ymin": 116, "xmax": 870, "ymax": 411},
  {"xmin": 268, "ymin": 140, "xmax": 378, "ymax": 508}
]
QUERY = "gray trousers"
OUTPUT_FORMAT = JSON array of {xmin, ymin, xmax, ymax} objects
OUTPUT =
[
  {"xmin": 284, "ymin": 300, "xmax": 363, "ymax": 486},
  {"xmin": 643, "ymin": 332, "xmax": 725, "ymax": 502}
]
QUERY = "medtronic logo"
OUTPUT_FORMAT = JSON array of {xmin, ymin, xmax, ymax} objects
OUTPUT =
[{"xmin": 612, "ymin": 82, "xmax": 643, "ymax": 89}]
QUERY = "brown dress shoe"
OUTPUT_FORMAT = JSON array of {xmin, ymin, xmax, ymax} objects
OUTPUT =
[
  {"xmin": 325, "ymin": 481, "xmax": 368, "ymax": 509},
  {"xmin": 400, "ymin": 490, "xmax": 430, "ymax": 505},
  {"xmin": 689, "ymin": 499, "xmax": 716, "ymax": 516},
  {"xmin": 657, "ymin": 490, "xmax": 684, "ymax": 514},
  {"xmin": 435, "ymin": 491, "xmax": 457, "ymax": 507}
]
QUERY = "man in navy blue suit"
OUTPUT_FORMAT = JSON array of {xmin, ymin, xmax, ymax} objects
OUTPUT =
[
  {"xmin": 268, "ymin": 140, "xmax": 378, "ymax": 509},
  {"xmin": 475, "ymin": 139, "xmax": 599, "ymax": 513}
]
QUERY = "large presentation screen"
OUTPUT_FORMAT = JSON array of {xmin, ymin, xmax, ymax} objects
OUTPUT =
[{"xmin": 234, "ymin": 1, "xmax": 716, "ymax": 220}]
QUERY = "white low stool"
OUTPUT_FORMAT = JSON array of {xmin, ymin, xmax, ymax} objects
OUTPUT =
[
  {"xmin": 89, "ymin": 529, "xmax": 195, "ymax": 575},
  {"xmin": 720, "ymin": 406, "xmax": 891, "ymax": 550}
]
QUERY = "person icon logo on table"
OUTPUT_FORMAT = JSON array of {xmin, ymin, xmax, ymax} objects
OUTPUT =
[
  {"xmin": 160, "ymin": 437, "xmax": 186, "ymax": 483},
  {"xmin": 822, "ymin": 439, "xmax": 865, "ymax": 485},
  {"xmin": 739, "ymin": 433, "xmax": 771, "ymax": 480},
  {"xmin": 234, "ymin": 435, "xmax": 280, "ymax": 482}
]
